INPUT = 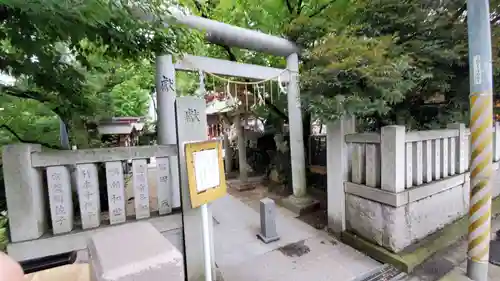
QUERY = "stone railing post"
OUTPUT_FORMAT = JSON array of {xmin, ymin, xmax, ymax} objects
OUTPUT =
[
  {"xmin": 326, "ymin": 116, "xmax": 355, "ymax": 233},
  {"xmin": 495, "ymin": 121, "xmax": 500, "ymax": 162},
  {"xmin": 447, "ymin": 123, "xmax": 467, "ymax": 174},
  {"xmin": 380, "ymin": 125, "xmax": 406, "ymax": 193},
  {"xmin": 2, "ymin": 144, "xmax": 47, "ymax": 242}
]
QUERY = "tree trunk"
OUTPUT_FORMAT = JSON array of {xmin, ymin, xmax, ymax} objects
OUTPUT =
[
  {"xmin": 234, "ymin": 114, "xmax": 248, "ymax": 182},
  {"xmin": 223, "ymin": 121, "xmax": 233, "ymax": 173},
  {"xmin": 302, "ymin": 112, "xmax": 311, "ymax": 188},
  {"xmin": 302, "ymin": 112, "xmax": 311, "ymax": 167}
]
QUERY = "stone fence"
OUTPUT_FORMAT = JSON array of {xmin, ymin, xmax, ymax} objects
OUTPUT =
[
  {"xmin": 327, "ymin": 119, "xmax": 500, "ymax": 253},
  {"xmin": 2, "ymin": 97, "xmax": 216, "ymax": 281},
  {"xmin": 3, "ymin": 144, "xmax": 182, "ymax": 261}
]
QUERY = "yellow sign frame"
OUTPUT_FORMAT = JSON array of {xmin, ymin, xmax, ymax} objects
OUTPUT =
[{"xmin": 185, "ymin": 140, "xmax": 227, "ymax": 208}]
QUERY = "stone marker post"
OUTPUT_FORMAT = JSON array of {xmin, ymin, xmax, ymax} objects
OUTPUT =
[
  {"xmin": 257, "ymin": 198, "xmax": 280, "ymax": 243},
  {"xmin": 175, "ymin": 96, "xmax": 216, "ymax": 281}
]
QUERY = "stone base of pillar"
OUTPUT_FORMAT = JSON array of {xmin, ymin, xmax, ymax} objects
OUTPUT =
[
  {"xmin": 281, "ymin": 195, "xmax": 320, "ymax": 216},
  {"xmin": 233, "ymin": 183, "xmax": 257, "ymax": 191},
  {"xmin": 227, "ymin": 176, "xmax": 263, "ymax": 191}
]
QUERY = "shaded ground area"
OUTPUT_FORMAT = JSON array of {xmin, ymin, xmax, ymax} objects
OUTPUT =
[
  {"xmin": 226, "ymin": 177, "xmax": 329, "ymax": 230},
  {"xmin": 298, "ymin": 209, "xmax": 328, "ymax": 230},
  {"xmin": 227, "ymin": 177, "xmax": 288, "ymax": 211}
]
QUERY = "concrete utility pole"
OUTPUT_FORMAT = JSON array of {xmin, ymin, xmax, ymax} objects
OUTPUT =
[{"xmin": 466, "ymin": 0, "xmax": 494, "ymax": 280}]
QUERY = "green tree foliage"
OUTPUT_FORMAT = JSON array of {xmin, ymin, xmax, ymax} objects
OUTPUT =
[
  {"xmin": 0, "ymin": 95, "xmax": 60, "ymax": 148},
  {"xmin": 2, "ymin": 0, "xmax": 499, "ymax": 148},
  {"xmin": 0, "ymin": 0, "xmax": 196, "ymax": 148},
  {"xmin": 301, "ymin": 0, "xmax": 500, "ymax": 129},
  {"xmin": 183, "ymin": 0, "xmax": 500, "ymax": 130},
  {"xmin": 179, "ymin": 0, "xmax": 344, "ymax": 128},
  {"xmin": 104, "ymin": 59, "xmax": 154, "ymax": 117},
  {"xmin": 302, "ymin": 34, "xmax": 414, "ymax": 122},
  {"xmin": 350, "ymin": 0, "xmax": 472, "ymax": 129}
]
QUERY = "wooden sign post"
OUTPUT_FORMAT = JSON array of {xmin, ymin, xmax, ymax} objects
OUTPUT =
[{"xmin": 185, "ymin": 140, "xmax": 227, "ymax": 281}]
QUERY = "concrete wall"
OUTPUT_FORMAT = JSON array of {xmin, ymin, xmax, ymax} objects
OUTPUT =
[
  {"xmin": 346, "ymin": 180, "xmax": 469, "ymax": 252},
  {"xmin": 345, "ymin": 164, "xmax": 500, "ymax": 253}
]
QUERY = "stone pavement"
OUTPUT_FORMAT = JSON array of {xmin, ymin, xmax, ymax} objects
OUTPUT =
[
  {"xmin": 74, "ymin": 193, "xmax": 380, "ymax": 281},
  {"xmin": 435, "ymin": 263, "xmax": 500, "ymax": 281},
  {"xmin": 75, "ymin": 168, "xmax": 381, "ymax": 281},
  {"xmin": 406, "ymin": 214, "xmax": 500, "ymax": 281},
  {"xmin": 211, "ymin": 194, "xmax": 381, "ymax": 281},
  {"xmin": 445, "ymin": 261, "xmax": 500, "ymax": 281}
]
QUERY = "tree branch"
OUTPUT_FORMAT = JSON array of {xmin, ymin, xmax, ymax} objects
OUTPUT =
[
  {"xmin": 451, "ymin": 3, "xmax": 466, "ymax": 23},
  {"xmin": 297, "ymin": 0, "xmax": 304, "ymax": 15},
  {"xmin": 400, "ymin": 3, "xmax": 467, "ymax": 44},
  {"xmin": 192, "ymin": 0, "xmax": 206, "ymax": 16},
  {"xmin": 221, "ymin": 45, "xmax": 238, "ymax": 61},
  {"xmin": 264, "ymin": 98, "xmax": 288, "ymax": 120},
  {"xmin": 0, "ymin": 85, "xmax": 50, "ymax": 103},
  {"xmin": 192, "ymin": 0, "xmax": 238, "ymax": 61},
  {"xmin": 308, "ymin": 0, "xmax": 337, "ymax": 18},
  {"xmin": 445, "ymin": 2, "xmax": 466, "ymax": 28},
  {"xmin": 0, "ymin": 124, "xmax": 61, "ymax": 150},
  {"xmin": 220, "ymin": 113, "xmax": 232, "ymax": 126},
  {"xmin": 0, "ymin": 85, "xmax": 66, "ymax": 118},
  {"xmin": 492, "ymin": 13, "xmax": 500, "ymax": 25},
  {"xmin": 0, "ymin": 4, "xmax": 9, "ymax": 22},
  {"xmin": 285, "ymin": 0, "xmax": 294, "ymax": 14}
]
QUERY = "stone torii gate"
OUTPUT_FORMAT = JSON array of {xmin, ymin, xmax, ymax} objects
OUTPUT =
[
  {"xmin": 153, "ymin": 13, "xmax": 316, "ymax": 281},
  {"xmin": 156, "ymin": 14, "xmax": 315, "ymax": 209}
]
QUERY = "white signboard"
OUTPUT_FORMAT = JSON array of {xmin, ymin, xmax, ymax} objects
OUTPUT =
[{"xmin": 193, "ymin": 149, "xmax": 220, "ymax": 193}]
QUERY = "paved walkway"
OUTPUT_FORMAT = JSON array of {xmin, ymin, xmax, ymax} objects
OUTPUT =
[
  {"xmin": 407, "ymin": 214, "xmax": 500, "ymax": 281},
  {"xmin": 211, "ymin": 195, "xmax": 381, "ymax": 281}
]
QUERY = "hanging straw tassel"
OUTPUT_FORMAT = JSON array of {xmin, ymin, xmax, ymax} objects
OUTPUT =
[
  {"xmin": 269, "ymin": 80, "xmax": 273, "ymax": 104},
  {"xmin": 244, "ymin": 84, "xmax": 249, "ymax": 111},
  {"xmin": 259, "ymin": 83, "xmax": 265, "ymax": 106},
  {"xmin": 212, "ymin": 74, "xmax": 217, "ymax": 98}
]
